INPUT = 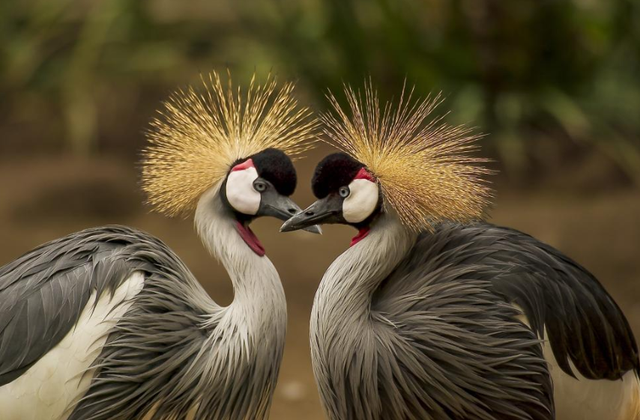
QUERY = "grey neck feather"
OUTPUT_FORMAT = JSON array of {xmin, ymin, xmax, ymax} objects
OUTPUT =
[
  {"xmin": 195, "ymin": 185, "xmax": 286, "ymax": 322},
  {"xmin": 193, "ymin": 184, "xmax": 287, "ymax": 416},
  {"xmin": 310, "ymin": 212, "xmax": 415, "ymax": 419},
  {"xmin": 66, "ymin": 184, "xmax": 287, "ymax": 420},
  {"xmin": 313, "ymin": 213, "xmax": 414, "ymax": 320}
]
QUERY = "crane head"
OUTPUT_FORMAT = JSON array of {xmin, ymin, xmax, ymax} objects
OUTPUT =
[
  {"xmin": 281, "ymin": 152, "xmax": 381, "ymax": 241},
  {"xmin": 284, "ymin": 79, "xmax": 493, "ymax": 235},
  {"xmin": 141, "ymin": 71, "xmax": 318, "ymax": 219},
  {"xmin": 222, "ymin": 147, "xmax": 315, "ymax": 223},
  {"xmin": 141, "ymin": 71, "xmax": 320, "ymax": 255},
  {"xmin": 219, "ymin": 147, "xmax": 321, "ymax": 255}
]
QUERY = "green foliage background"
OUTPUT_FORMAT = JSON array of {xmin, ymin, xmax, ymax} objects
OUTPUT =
[{"xmin": 2, "ymin": 0, "xmax": 639, "ymax": 185}]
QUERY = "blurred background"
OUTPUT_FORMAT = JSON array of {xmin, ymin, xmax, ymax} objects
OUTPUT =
[{"xmin": 1, "ymin": 0, "xmax": 639, "ymax": 418}]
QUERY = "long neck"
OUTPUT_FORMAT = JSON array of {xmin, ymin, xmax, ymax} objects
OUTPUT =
[
  {"xmin": 314, "ymin": 213, "xmax": 416, "ymax": 321},
  {"xmin": 195, "ymin": 186, "xmax": 286, "ymax": 319},
  {"xmin": 192, "ymin": 186, "xmax": 287, "ymax": 419},
  {"xmin": 310, "ymin": 213, "xmax": 416, "ymax": 419}
]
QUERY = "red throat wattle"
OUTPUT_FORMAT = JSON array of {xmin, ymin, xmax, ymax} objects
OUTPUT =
[
  {"xmin": 350, "ymin": 227, "xmax": 371, "ymax": 247},
  {"xmin": 235, "ymin": 221, "xmax": 265, "ymax": 256}
]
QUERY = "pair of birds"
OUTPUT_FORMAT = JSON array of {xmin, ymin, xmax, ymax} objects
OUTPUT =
[{"xmin": 0, "ymin": 72, "xmax": 638, "ymax": 420}]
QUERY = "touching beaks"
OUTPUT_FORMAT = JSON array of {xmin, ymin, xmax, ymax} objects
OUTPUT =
[
  {"xmin": 280, "ymin": 195, "xmax": 343, "ymax": 233},
  {"xmin": 258, "ymin": 190, "xmax": 322, "ymax": 234}
]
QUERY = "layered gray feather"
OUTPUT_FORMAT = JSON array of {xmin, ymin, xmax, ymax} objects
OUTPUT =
[
  {"xmin": 0, "ymin": 225, "xmax": 282, "ymax": 420},
  {"xmin": 0, "ymin": 227, "xmax": 142, "ymax": 386},
  {"xmin": 312, "ymin": 220, "xmax": 639, "ymax": 420}
]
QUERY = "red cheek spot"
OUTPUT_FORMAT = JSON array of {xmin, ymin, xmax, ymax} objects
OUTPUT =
[
  {"xmin": 231, "ymin": 158, "xmax": 255, "ymax": 172},
  {"xmin": 350, "ymin": 227, "xmax": 371, "ymax": 247},
  {"xmin": 354, "ymin": 167, "xmax": 375, "ymax": 182}
]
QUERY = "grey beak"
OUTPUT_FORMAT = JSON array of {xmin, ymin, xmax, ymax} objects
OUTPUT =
[
  {"xmin": 300, "ymin": 222, "xmax": 322, "ymax": 234},
  {"xmin": 280, "ymin": 212, "xmax": 309, "ymax": 233},
  {"xmin": 258, "ymin": 191, "xmax": 322, "ymax": 234},
  {"xmin": 280, "ymin": 196, "xmax": 343, "ymax": 233}
]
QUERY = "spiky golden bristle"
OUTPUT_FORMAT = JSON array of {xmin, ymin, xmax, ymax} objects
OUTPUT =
[
  {"xmin": 142, "ymin": 71, "xmax": 318, "ymax": 217},
  {"xmin": 321, "ymin": 80, "xmax": 493, "ymax": 231}
]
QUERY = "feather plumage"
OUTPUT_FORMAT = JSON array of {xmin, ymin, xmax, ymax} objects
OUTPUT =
[
  {"xmin": 321, "ymin": 80, "xmax": 492, "ymax": 231},
  {"xmin": 0, "ymin": 224, "xmax": 285, "ymax": 420},
  {"xmin": 142, "ymin": 71, "xmax": 318, "ymax": 216},
  {"xmin": 1, "ymin": 71, "xmax": 311, "ymax": 419}
]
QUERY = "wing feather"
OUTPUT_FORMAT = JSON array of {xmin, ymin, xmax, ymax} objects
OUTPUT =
[
  {"xmin": 0, "ymin": 226, "xmax": 153, "ymax": 385},
  {"xmin": 485, "ymin": 225, "xmax": 639, "ymax": 380},
  {"xmin": 369, "ymin": 222, "xmax": 638, "ymax": 418}
]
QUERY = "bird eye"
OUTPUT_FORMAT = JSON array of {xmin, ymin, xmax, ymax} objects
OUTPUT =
[
  {"xmin": 253, "ymin": 180, "xmax": 267, "ymax": 192},
  {"xmin": 339, "ymin": 186, "xmax": 350, "ymax": 198}
]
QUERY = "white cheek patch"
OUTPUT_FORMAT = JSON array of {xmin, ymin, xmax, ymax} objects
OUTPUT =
[
  {"xmin": 226, "ymin": 166, "xmax": 261, "ymax": 215},
  {"xmin": 343, "ymin": 179, "xmax": 379, "ymax": 223}
]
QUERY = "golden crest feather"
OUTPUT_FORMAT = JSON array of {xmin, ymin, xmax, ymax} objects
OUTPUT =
[
  {"xmin": 321, "ymin": 80, "xmax": 493, "ymax": 231},
  {"xmin": 142, "ymin": 71, "xmax": 318, "ymax": 216}
]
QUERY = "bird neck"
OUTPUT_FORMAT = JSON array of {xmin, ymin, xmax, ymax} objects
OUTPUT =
[
  {"xmin": 194, "ymin": 185, "xmax": 286, "ymax": 338},
  {"xmin": 187, "ymin": 185, "xmax": 286, "ymax": 419},
  {"xmin": 310, "ymin": 214, "xmax": 414, "ymax": 419},
  {"xmin": 315, "ymin": 213, "xmax": 415, "ymax": 319}
]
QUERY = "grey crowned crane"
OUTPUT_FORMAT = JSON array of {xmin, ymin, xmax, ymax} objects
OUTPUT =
[
  {"xmin": 0, "ymin": 72, "xmax": 318, "ymax": 420},
  {"xmin": 282, "ymin": 83, "xmax": 640, "ymax": 420}
]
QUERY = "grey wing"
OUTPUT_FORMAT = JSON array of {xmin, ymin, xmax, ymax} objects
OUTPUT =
[
  {"xmin": 67, "ymin": 229, "xmax": 218, "ymax": 420},
  {"xmin": 373, "ymin": 221, "xmax": 639, "ymax": 419},
  {"xmin": 373, "ymin": 226, "xmax": 554, "ymax": 420},
  {"xmin": 480, "ymin": 224, "xmax": 639, "ymax": 380},
  {"xmin": 68, "ymin": 268, "xmax": 211, "ymax": 420},
  {"xmin": 0, "ymin": 226, "xmax": 151, "ymax": 386}
]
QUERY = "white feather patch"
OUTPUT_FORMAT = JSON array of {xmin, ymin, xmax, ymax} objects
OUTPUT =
[
  {"xmin": 225, "ymin": 167, "xmax": 260, "ymax": 216},
  {"xmin": 514, "ymin": 306, "xmax": 640, "ymax": 420},
  {"xmin": 0, "ymin": 272, "xmax": 145, "ymax": 420},
  {"xmin": 343, "ymin": 179, "xmax": 379, "ymax": 224},
  {"xmin": 546, "ymin": 337, "xmax": 640, "ymax": 420}
]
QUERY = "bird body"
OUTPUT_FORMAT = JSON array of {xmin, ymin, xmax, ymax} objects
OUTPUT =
[
  {"xmin": 0, "ymin": 72, "xmax": 317, "ymax": 419},
  {"xmin": 0, "ymin": 268, "xmax": 145, "ymax": 420},
  {"xmin": 281, "ymin": 81, "xmax": 639, "ymax": 419},
  {"xmin": 310, "ymin": 215, "xmax": 639, "ymax": 419},
  {"xmin": 0, "ymin": 200, "xmax": 286, "ymax": 419}
]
